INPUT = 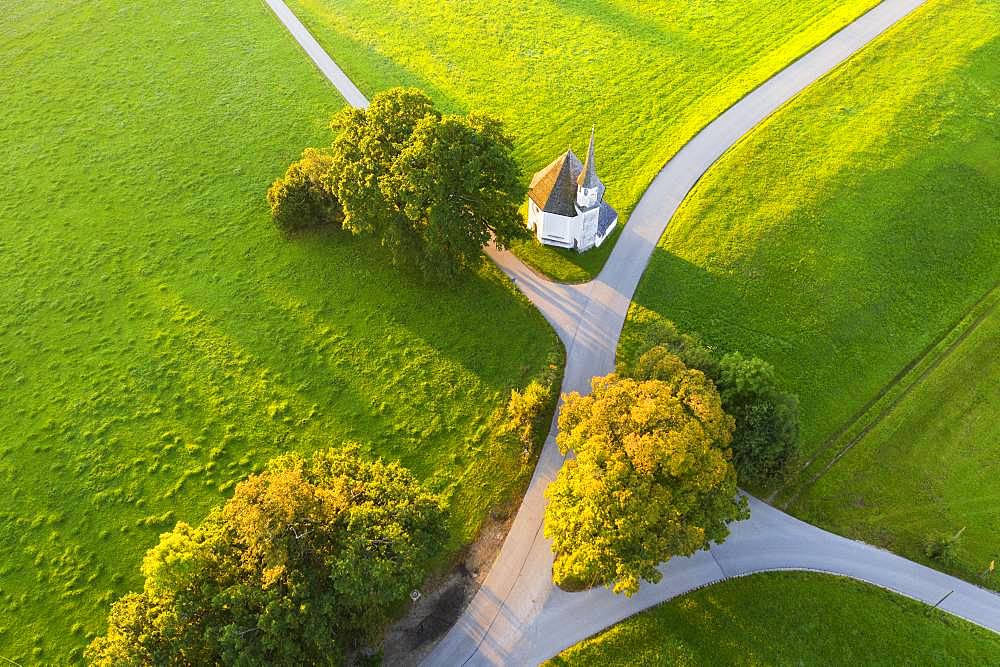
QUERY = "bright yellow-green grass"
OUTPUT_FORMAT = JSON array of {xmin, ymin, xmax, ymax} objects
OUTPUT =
[
  {"xmin": 284, "ymin": 0, "xmax": 880, "ymax": 282},
  {"xmin": 621, "ymin": 0, "xmax": 1000, "ymax": 481},
  {"xmin": 792, "ymin": 291, "xmax": 1000, "ymax": 590},
  {"xmin": 548, "ymin": 572, "xmax": 1000, "ymax": 665},
  {"xmin": 0, "ymin": 1, "xmax": 558, "ymax": 663}
]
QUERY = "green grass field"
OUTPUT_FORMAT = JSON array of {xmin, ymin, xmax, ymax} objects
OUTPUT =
[
  {"xmin": 0, "ymin": 1, "xmax": 558, "ymax": 662},
  {"xmin": 285, "ymin": 0, "xmax": 880, "ymax": 282},
  {"xmin": 548, "ymin": 572, "xmax": 1000, "ymax": 665},
  {"xmin": 621, "ymin": 0, "xmax": 1000, "ymax": 478},
  {"xmin": 791, "ymin": 289, "xmax": 1000, "ymax": 590}
]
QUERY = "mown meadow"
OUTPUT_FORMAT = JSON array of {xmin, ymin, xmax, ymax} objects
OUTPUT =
[
  {"xmin": 0, "ymin": 1, "xmax": 558, "ymax": 662},
  {"xmin": 547, "ymin": 572, "xmax": 1000, "ymax": 665},
  {"xmin": 621, "ymin": 0, "xmax": 999, "ymax": 521},
  {"xmin": 285, "ymin": 0, "xmax": 881, "ymax": 281},
  {"xmin": 792, "ymin": 288, "xmax": 1000, "ymax": 590}
]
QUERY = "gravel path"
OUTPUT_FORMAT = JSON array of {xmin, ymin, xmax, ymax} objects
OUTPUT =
[{"xmin": 261, "ymin": 0, "xmax": 1000, "ymax": 662}]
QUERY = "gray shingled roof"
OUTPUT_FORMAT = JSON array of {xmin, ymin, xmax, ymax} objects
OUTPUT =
[
  {"xmin": 597, "ymin": 201, "xmax": 618, "ymax": 237},
  {"xmin": 527, "ymin": 150, "xmax": 583, "ymax": 217}
]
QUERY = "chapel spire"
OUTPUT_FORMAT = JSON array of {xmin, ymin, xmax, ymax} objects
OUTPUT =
[{"xmin": 577, "ymin": 126, "xmax": 601, "ymax": 189}]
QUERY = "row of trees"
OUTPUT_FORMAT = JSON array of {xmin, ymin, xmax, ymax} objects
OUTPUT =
[
  {"xmin": 87, "ymin": 447, "xmax": 444, "ymax": 665},
  {"xmin": 268, "ymin": 88, "xmax": 529, "ymax": 281}
]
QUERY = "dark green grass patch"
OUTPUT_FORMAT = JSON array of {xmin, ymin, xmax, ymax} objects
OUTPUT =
[
  {"xmin": 0, "ymin": 1, "xmax": 558, "ymax": 662},
  {"xmin": 621, "ymin": 0, "xmax": 1000, "ymax": 481},
  {"xmin": 548, "ymin": 572, "xmax": 1000, "ymax": 665},
  {"xmin": 284, "ymin": 0, "xmax": 880, "ymax": 282}
]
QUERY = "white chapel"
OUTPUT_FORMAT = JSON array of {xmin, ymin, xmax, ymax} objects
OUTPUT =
[{"xmin": 526, "ymin": 128, "xmax": 618, "ymax": 252}]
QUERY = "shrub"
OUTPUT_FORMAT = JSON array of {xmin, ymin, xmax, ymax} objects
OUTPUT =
[
  {"xmin": 718, "ymin": 352, "xmax": 800, "ymax": 485},
  {"xmin": 924, "ymin": 527, "xmax": 965, "ymax": 564},
  {"xmin": 267, "ymin": 148, "xmax": 342, "ymax": 232},
  {"xmin": 506, "ymin": 380, "xmax": 550, "ymax": 452}
]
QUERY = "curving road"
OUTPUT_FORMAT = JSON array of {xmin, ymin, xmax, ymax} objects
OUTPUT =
[{"xmin": 262, "ymin": 0, "xmax": 1000, "ymax": 662}]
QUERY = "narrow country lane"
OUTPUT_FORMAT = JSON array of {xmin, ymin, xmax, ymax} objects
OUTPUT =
[
  {"xmin": 260, "ymin": 0, "xmax": 1000, "ymax": 663},
  {"xmin": 262, "ymin": 0, "xmax": 369, "ymax": 108}
]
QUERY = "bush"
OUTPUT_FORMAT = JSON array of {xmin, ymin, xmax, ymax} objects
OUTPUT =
[
  {"xmin": 718, "ymin": 352, "xmax": 800, "ymax": 485},
  {"xmin": 924, "ymin": 527, "xmax": 965, "ymax": 564},
  {"xmin": 506, "ymin": 380, "xmax": 550, "ymax": 452},
  {"xmin": 267, "ymin": 148, "xmax": 342, "ymax": 232},
  {"xmin": 87, "ymin": 446, "xmax": 444, "ymax": 666}
]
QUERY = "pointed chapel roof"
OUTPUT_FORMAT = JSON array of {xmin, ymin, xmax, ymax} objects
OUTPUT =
[
  {"xmin": 577, "ymin": 127, "xmax": 602, "ymax": 189},
  {"xmin": 528, "ymin": 149, "xmax": 583, "ymax": 217}
]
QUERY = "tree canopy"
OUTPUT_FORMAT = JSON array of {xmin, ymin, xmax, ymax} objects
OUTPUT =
[
  {"xmin": 717, "ymin": 352, "xmax": 800, "ymax": 484},
  {"xmin": 626, "ymin": 320, "xmax": 801, "ymax": 486},
  {"xmin": 326, "ymin": 87, "xmax": 527, "ymax": 280},
  {"xmin": 544, "ymin": 365, "xmax": 748, "ymax": 596},
  {"xmin": 87, "ymin": 446, "xmax": 445, "ymax": 666},
  {"xmin": 626, "ymin": 318, "xmax": 721, "ymax": 382}
]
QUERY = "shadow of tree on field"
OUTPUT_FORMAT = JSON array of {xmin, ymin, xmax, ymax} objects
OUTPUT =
[{"xmin": 550, "ymin": 0, "xmax": 702, "ymax": 52}]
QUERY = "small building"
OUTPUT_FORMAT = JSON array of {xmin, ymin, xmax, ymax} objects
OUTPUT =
[{"xmin": 526, "ymin": 129, "xmax": 618, "ymax": 252}]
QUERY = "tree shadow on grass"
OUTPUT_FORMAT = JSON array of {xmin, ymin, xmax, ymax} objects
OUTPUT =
[
  {"xmin": 548, "ymin": 0, "xmax": 701, "ymax": 52},
  {"xmin": 624, "ymin": 246, "xmax": 755, "ymax": 363},
  {"xmin": 160, "ymin": 222, "xmax": 557, "ymax": 489}
]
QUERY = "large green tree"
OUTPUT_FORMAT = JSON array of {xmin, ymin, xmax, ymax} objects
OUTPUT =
[
  {"xmin": 625, "ymin": 319, "xmax": 721, "ymax": 382},
  {"xmin": 328, "ymin": 87, "xmax": 437, "ymax": 262},
  {"xmin": 327, "ymin": 87, "xmax": 527, "ymax": 280},
  {"xmin": 390, "ymin": 112, "xmax": 526, "ymax": 278},
  {"xmin": 627, "ymin": 324, "xmax": 801, "ymax": 486},
  {"xmin": 87, "ymin": 447, "xmax": 445, "ymax": 665},
  {"xmin": 545, "ymin": 364, "xmax": 748, "ymax": 596}
]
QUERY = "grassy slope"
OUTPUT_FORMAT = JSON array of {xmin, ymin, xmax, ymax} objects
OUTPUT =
[
  {"xmin": 793, "ymin": 294, "xmax": 1000, "ymax": 589},
  {"xmin": 0, "ymin": 1, "xmax": 558, "ymax": 662},
  {"xmin": 621, "ymin": 0, "xmax": 1000, "ymax": 468},
  {"xmin": 285, "ymin": 0, "xmax": 880, "ymax": 282},
  {"xmin": 548, "ymin": 572, "xmax": 1000, "ymax": 666}
]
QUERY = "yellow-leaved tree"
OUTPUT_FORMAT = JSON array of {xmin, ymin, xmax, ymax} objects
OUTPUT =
[{"xmin": 544, "ymin": 355, "xmax": 748, "ymax": 595}]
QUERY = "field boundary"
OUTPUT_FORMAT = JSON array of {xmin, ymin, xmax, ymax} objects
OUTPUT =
[{"xmin": 776, "ymin": 282, "xmax": 1000, "ymax": 508}]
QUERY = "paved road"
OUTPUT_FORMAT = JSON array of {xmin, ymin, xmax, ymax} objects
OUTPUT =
[
  {"xmin": 262, "ymin": 0, "xmax": 369, "ymax": 108},
  {"xmin": 263, "ymin": 0, "xmax": 1000, "ymax": 662}
]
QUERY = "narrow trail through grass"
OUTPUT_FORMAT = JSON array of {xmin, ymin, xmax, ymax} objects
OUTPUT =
[
  {"xmin": 778, "ymin": 284, "xmax": 1000, "ymax": 507},
  {"xmin": 790, "ymin": 288, "xmax": 1000, "ymax": 589}
]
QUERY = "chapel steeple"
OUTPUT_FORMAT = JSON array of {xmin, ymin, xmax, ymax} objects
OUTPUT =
[
  {"xmin": 578, "ymin": 127, "xmax": 600, "ymax": 189},
  {"xmin": 525, "ymin": 125, "xmax": 618, "ymax": 253},
  {"xmin": 576, "ymin": 127, "xmax": 604, "ymax": 210}
]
